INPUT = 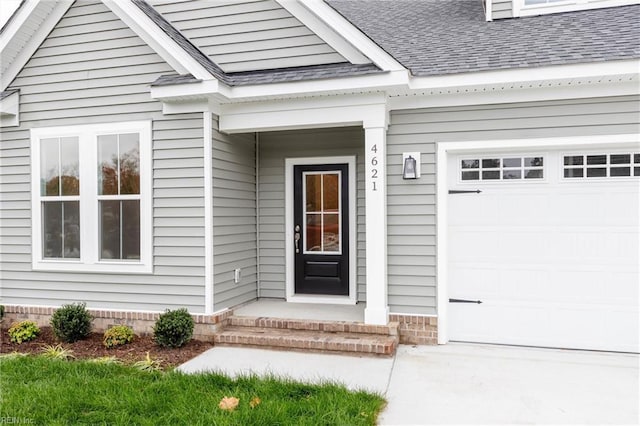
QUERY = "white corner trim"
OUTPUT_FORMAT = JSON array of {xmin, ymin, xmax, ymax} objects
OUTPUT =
[
  {"xmin": 203, "ymin": 111, "xmax": 214, "ymax": 315},
  {"xmin": 274, "ymin": 0, "xmax": 370, "ymax": 65},
  {"xmin": 485, "ymin": 0, "xmax": 493, "ymax": 21},
  {"xmin": 0, "ymin": 90, "xmax": 19, "ymax": 127},
  {"xmin": 104, "ymin": 1, "xmax": 213, "ymax": 81},
  {"xmin": 298, "ymin": 0, "xmax": 406, "ymax": 72},
  {"xmin": 284, "ymin": 156, "xmax": 357, "ymax": 305},
  {"xmin": 1, "ymin": 0, "xmax": 73, "ymax": 91},
  {"xmin": 435, "ymin": 133, "xmax": 640, "ymax": 345}
]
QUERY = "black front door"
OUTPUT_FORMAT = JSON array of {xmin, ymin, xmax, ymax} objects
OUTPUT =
[{"xmin": 293, "ymin": 164, "xmax": 349, "ymax": 295}]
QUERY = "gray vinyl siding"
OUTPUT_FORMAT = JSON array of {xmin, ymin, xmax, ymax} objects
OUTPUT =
[
  {"xmin": 0, "ymin": 0, "xmax": 207, "ymax": 313},
  {"xmin": 387, "ymin": 94, "xmax": 640, "ymax": 315},
  {"xmin": 492, "ymin": 0, "xmax": 513, "ymax": 19},
  {"xmin": 148, "ymin": 0, "xmax": 348, "ymax": 73},
  {"xmin": 212, "ymin": 120, "xmax": 257, "ymax": 311},
  {"xmin": 257, "ymin": 128, "xmax": 366, "ymax": 301}
]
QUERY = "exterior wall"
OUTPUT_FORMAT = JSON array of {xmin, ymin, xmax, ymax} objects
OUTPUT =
[
  {"xmin": 212, "ymin": 120, "xmax": 258, "ymax": 311},
  {"xmin": 0, "ymin": 0, "xmax": 207, "ymax": 313},
  {"xmin": 148, "ymin": 0, "xmax": 347, "ymax": 73},
  {"xmin": 492, "ymin": 0, "xmax": 513, "ymax": 19},
  {"xmin": 386, "ymin": 94, "xmax": 640, "ymax": 316},
  {"xmin": 257, "ymin": 127, "xmax": 366, "ymax": 302}
]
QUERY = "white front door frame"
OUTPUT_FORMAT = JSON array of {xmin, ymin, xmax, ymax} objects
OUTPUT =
[
  {"xmin": 285, "ymin": 156, "xmax": 357, "ymax": 305},
  {"xmin": 436, "ymin": 133, "xmax": 640, "ymax": 345}
]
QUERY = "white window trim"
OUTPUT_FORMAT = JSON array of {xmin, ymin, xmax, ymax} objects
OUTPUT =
[
  {"xmin": 285, "ymin": 156, "xmax": 357, "ymax": 305},
  {"xmin": 31, "ymin": 121, "xmax": 153, "ymax": 274},
  {"xmin": 513, "ymin": 0, "xmax": 639, "ymax": 17}
]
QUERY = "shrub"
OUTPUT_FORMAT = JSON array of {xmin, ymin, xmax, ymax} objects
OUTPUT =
[
  {"xmin": 0, "ymin": 305, "xmax": 5, "ymax": 322},
  {"xmin": 133, "ymin": 352, "xmax": 162, "ymax": 372},
  {"xmin": 8, "ymin": 321, "xmax": 40, "ymax": 343},
  {"xmin": 153, "ymin": 308, "xmax": 194, "ymax": 348},
  {"xmin": 50, "ymin": 303, "xmax": 93, "ymax": 343},
  {"xmin": 40, "ymin": 344, "xmax": 75, "ymax": 360},
  {"xmin": 103, "ymin": 325, "xmax": 135, "ymax": 348}
]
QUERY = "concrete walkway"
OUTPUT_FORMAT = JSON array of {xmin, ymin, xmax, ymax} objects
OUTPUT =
[{"xmin": 178, "ymin": 343, "xmax": 639, "ymax": 425}]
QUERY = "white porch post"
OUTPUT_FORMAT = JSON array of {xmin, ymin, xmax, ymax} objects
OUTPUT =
[{"xmin": 364, "ymin": 124, "xmax": 389, "ymax": 325}]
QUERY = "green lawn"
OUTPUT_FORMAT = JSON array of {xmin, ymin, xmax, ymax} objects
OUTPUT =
[{"xmin": 0, "ymin": 356, "xmax": 385, "ymax": 425}]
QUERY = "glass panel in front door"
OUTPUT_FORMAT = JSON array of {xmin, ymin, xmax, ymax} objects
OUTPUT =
[{"xmin": 303, "ymin": 171, "xmax": 341, "ymax": 254}]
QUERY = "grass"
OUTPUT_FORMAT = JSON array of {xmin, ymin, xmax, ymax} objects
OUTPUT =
[{"xmin": 0, "ymin": 355, "xmax": 385, "ymax": 425}]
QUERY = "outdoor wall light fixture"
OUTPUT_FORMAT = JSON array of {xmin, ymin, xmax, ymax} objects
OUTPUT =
[{"xmin": 402, "ymin": 152, "xmax": 421, "ymax": 179}]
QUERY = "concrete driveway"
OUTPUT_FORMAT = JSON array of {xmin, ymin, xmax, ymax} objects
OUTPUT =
[
  {"xmin": 179, "ymin": 343, "xmax": 639, "ymax": 425},
  {"xmin": 382, "ymin": 344, "xmax": 639, "ymax": 425}
]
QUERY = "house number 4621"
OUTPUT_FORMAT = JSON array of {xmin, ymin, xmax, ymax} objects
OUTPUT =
[{"xmin": 370, "ymin": 144, "xmax": 378, "ymax": 191}]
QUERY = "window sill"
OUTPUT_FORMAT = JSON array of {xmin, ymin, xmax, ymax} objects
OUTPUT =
[{"xmin": 32, "ymin": 260, "xmax": 153, "ymax": 274}]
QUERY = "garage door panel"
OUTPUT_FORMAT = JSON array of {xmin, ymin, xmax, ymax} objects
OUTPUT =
[
  {"xmin": 450, "ymin": 302, "xmax": 638, "ymax": 353},
  {"xmin": 448, "ymin": 148, "xmax": 639, "ymax": 353}
]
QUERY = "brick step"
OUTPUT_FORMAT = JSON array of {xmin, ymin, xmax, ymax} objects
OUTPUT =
[
  {"xmin": 227, "ymin": 315, "xmax": 399, "ymax": 337},
  {"xmin": 214, "ymin": 326, "xmax": 398, "ymax": 356}
]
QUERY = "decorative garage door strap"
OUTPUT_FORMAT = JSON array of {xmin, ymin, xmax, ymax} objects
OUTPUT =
[
  {"xmin": 449, "ymin": 298, "xmax": 483, "ymax": 304},
  {"xmin": 448, "ymin": 189, "xmax": 482, "ymax": 194}
]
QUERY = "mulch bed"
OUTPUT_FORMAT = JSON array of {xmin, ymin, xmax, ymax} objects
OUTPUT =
[{"xmin": 0, "ymin": 326, "xmax": 213, "ymax": 368}]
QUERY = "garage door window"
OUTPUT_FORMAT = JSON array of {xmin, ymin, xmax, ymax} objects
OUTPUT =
[
  {"xmin": 563, "ymin": 153, "xmax": 640, "ymax": 178},
  {"xmin": 461, "ymin": 156, "xmax": 544, "ymax": 181}
]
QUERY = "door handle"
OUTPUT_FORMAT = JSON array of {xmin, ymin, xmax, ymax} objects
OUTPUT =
[{"xmin": 294, "ymin": 224, "xmax": 300, "ymax": 254}]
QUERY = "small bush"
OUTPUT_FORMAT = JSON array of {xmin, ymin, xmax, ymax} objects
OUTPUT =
[
  {"xmin": 50, "ymin": 303, "xmax": 93, "ymax": 343},
  {"xmin": 153, "ymin": 308, "xmax": 194, "ymax": 348},
  {"xmin": 40, "ymin": 344, "xmax": 75, "ymax": 360},
  {"xmin": 8, "ymin": 321, "xmax": 40, "ymax": 343},
  {"xmin": 103, "ymin": 325, "xmax": 135, "ymax": 348},
  {"xmin": 133, "ymin": 352, "xmax": 162, "ymax": 372}
]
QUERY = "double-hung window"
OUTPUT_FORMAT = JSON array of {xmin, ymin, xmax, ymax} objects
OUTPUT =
[{"xmin": 31, "ymin": 121, "xmax": 152, "ymax": 273}]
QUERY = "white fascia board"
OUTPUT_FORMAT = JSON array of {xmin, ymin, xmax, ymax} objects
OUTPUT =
[
  {"xmin": 390, "ymin": 79, "xmax": 639, "ymax": 111},
  {"xmin": 227, "ymin": 70, "xmax": 408, "ymax": 100},
  {"xmin": 514, "ymin": 0, "xmax": 639, "ymax": 17},
  {"xmin": 274, "ymin": 0, "xmax": 369, "ymax": 64},
  {"xmin": 151, "ymin": 70, "xmax": 408, "ymax": 103},
  {"xmin": 299, "ymin": 0, "xmax": 405, "ymax": 72},
  {"xmin": 0, "ymin": 0, "xmax": 39, "ymax": 52},
  {"xmin": 219, "ymin": 92, "xmax": 388, "ymax": 133},
  {"xmin": 1, "ymin": 0, "xmax": 73, "ymax": 91},
  {"xmin": 408, "ymin": 59, "xmax": 640, "ymax": 90},
  {"xmin": 104, "ymin": 1, "xmax": 213, "ymax": 80}
]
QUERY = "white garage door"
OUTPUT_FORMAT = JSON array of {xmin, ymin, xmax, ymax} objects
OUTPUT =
[{"xmin": 447, "ymin": 147, "xmax": 640, "ymax": 353}]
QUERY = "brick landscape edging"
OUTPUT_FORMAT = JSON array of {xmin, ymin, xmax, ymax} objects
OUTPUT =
[{"xmin": 2, "ymin": 305, "xmax": 233, "ymax": 343}]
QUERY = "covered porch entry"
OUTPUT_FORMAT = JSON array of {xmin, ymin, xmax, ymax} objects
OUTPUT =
[{"xmin": 220, "ymin": 93, "xmax": 390, "ymax": 326}]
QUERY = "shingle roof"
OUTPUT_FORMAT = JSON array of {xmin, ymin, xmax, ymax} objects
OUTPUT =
[
  {"xmin": 134, "ymin": 0, "xmax": 383, "ymax": 87},
  {"xmin": 327, "ymin": 0, "xmax": 640, "ymax": 76}
]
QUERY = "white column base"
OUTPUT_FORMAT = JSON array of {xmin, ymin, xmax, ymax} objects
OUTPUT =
[{"xmin": 365, "ymin": 306, "xmax": 389, "ymax": 325}]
